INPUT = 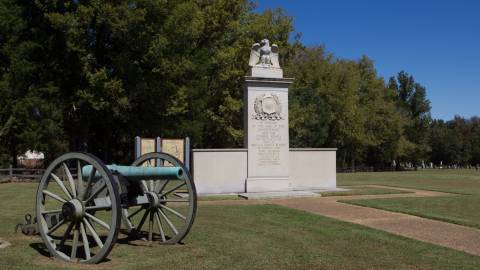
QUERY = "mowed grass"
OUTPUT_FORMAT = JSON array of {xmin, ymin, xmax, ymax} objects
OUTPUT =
[
  {"xmin": 338, "ymin": 169, "xmax": 480, "ymax": 195},
  {"xmin": 344, "ymin": 195, "xmax": 480, "ymax": 229},
  {"xmin": 1, "ymin": 183, "xmax": 480, "ymax": 269},
  {"xmin": 320, "ymin": 186, "xmax": 412, "ymax": 197},
  {"xmin": 338, "ymin": 169, "xmax": 480, "ymax": 228}
]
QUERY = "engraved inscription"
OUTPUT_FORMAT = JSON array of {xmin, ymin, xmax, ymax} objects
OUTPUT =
[{"xmin": 251, "ymin": 122, "xmax": 286, "ymax": 166}]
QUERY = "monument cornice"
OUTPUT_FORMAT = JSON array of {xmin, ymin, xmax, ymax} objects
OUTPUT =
[
  {"xmin": 244, "ymin": 76, "xmax": 294, "ymax": 84},
  {"xmin": 290, "ymin": 148, "xmax": 338, "ymax": 151}
]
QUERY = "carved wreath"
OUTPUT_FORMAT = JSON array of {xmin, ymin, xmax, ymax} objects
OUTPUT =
[{"xmin": 253, "ymin": 93, "xmax": 282, "ymax": 120}]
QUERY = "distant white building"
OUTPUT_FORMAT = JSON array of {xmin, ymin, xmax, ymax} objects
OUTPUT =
[{"xmin": 17, "ymin": 150, "xmax": 44, "ymax": 168}]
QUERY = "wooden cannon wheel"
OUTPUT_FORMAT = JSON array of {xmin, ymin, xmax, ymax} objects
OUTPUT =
[
  {"xmin": 124, "ymin": 152, "xmax": 197, "ymax": 244},
  {"xmin": 35, "ymin": 152, "xmax": 121, "ymax": 264}
]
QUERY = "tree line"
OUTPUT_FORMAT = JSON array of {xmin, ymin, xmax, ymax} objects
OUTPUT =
[{"xmin": 0, "ymin": 0, "xmax": 477, "ymax": 169}]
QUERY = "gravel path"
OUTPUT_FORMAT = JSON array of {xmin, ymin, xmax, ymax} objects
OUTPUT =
[{"xmin": 202, "ymin": 186, "xmax": 480, "ymax": 256}]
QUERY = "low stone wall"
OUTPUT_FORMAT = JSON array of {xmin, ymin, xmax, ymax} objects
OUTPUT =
[
  {"xmin": 289, "ymin": 148, "xmax": 336, "ymax": 190},
  {"xmin": 192, "ymin": 149, "xmax": 248, "ymax": 194},
  {"xmin": 192, "ymin": 148, "xmax": 336, "ymax": 194}
]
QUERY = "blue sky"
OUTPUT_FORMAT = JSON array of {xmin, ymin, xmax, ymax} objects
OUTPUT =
[{"xmin": 256, "ymin": 0, "xmax": 480, "ymax": 120}]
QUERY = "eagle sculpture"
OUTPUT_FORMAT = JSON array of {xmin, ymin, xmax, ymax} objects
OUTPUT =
[{"xmin": 248, "ymin": 39, "xmax": 280, "ymax": 68}]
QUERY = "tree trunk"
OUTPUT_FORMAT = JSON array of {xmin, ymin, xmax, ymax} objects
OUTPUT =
[
  {"xmin": 11, "ymin": 149, "xmax": 17, "ymax": 167},
  {"xmin": 351, "ymin": 155, "xmax": 356, "ymax": 173}
]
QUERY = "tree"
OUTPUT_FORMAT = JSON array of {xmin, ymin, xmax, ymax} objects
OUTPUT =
[
  {"xmin": 0, "ymin": 0, "xmax": 296, "ymax": 164},
  {"xmin": 429, "ymin": 116, "xmax": 480, "ymax": 167},
  {"xmin": 287, "ymin": 46, "xmax": 332, "ymax": 148},
  {"xmin": 389, "ymin": 71, "xmax": 431, "ymax": 165},
  {"xmin": 2, "ymin": 0, "xmax": 474, "ymax": 171},
  {"xmin": 0, "ymin": 1, "xmax": 69, "ymax": 165},
  {"xmin": 287, "ymin": 49, "xmax": 413, "ymax": 168},
  {"xmin": 357, "ymin": 56, "xmax": 407, "ymax": 167}
]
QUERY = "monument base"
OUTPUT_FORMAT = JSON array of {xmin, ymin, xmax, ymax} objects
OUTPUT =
[
  {"xmin": 245, "ymin": 177, "xmax": 292, "ymax": 193},
  {"xmin": 238, "ymin": 190, "xmax": 320, "ymax": 200}
]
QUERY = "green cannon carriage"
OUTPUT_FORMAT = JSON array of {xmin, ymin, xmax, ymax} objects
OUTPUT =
[{"xmin": 33, "ymin": 151, "xmax": 197, "ymax": 263}]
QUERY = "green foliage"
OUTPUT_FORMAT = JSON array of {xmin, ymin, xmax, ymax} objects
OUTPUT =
[
  {"xmin": 0, "ymin": 0, "xmax": 475, "ymax": 169},
  {"xmin": 289, "ymin": 86, "xmax": 332, "ymax": 148},
  {"xmin": 388, "ymin": 71, "xmax": 432, "ymax": 164},
  {"xmin": 286, "ymin": 42, "xmax": 332, "ymax": 148},
  {"xmin": 287, "ymin": 48, "xmax": 410, "ymax": 167},
  {"xmin": 430, "ymin": 117, "xmax": 480, "ymax": 166},
  {"xmin": 0, "ymin": 0, "xmax": 294, "ymax": 163}
]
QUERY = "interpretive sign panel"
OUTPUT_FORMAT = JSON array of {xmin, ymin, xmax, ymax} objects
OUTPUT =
[
  {"xmin": 161, "ymin": 138, "xmax": 185, "ymax": 164},
  {"xmin": 140, "ymin": 138, "xmax": 156, "ymax": 155}
]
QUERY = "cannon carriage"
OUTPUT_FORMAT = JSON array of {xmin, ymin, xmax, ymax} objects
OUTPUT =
[{"xmin": 34, "ymin": 151, "xmax": 197, "ymax": 263}]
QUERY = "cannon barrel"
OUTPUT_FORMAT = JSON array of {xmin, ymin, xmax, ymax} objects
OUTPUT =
[{"xmin": 82, "ymin": 164, "xmax": 184, "ymax": 181}]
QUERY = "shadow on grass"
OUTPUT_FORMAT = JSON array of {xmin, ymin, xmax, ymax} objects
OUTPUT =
[
  {"xmin": 29, "ymin": 232, "xmax": 183, "ymax": 265},
  {"xmin": 116, "ymin": 231, "xmax": 185, "ymax": 246},
  {"xmin": 30, "ymin": 241, "xmax": 113, "ymax": 264},
  {"xmin": 30, "ymin": 242, "xmax": 51, "ymax": 258}
]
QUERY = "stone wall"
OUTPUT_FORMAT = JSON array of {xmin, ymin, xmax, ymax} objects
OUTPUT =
[
  {"xmin": 192, "ymin": 149, "xmax": 247, "ymax": 194},
  {"xmin": 192, "ymin": 148, "xmax": 336, "ymax": 194},
  {"xmin": 289, "ymin": 149, "xmax": 336, "ymax": 190}
]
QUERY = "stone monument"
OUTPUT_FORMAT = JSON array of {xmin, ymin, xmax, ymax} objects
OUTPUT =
[
  {"xmin": 244, "ymin": 39, "xmax": 294, "ymax": 192},
  {"xmin": 190, "ymin": 39, "xmax": 336, "ymax": 195}
]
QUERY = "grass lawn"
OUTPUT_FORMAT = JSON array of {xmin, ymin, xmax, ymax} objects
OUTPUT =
[
  {"xmin": 320, "ymin": 186, "xmax": 412, "ymax": 197},
  {"xmin": 338, "ymin": 169, "xmax": 480, "ymax": 195},
  {"xmin": 338, "ymin": 169, "xmax": 480, "ymax": 229},
  {"xmin": 343, "ymin": 195, "xmax": 480, "ymax": 229},
  {"xmin": 1, "ymin": 183, "xmax": 480, "ymax": 269}
]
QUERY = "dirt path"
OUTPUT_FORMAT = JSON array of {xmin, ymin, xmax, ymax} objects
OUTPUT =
[{"xmin": 202, "ymin": 186, "xmax": 480, "ymax": 256}]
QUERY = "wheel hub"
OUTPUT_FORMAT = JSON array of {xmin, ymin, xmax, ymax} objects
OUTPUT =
[
  {"xmin": 62, "ymin": 199, "xmax": 84, "ymax": 220},
  {"xmin": 145, "ymin": 191, "xmax": 161, "ymax": 209}
]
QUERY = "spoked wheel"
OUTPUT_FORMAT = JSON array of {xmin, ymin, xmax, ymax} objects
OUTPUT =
[
  {"xmin": 124, "ymin": 152, "xmax": 197, "ymax": 244},
  {"xmin": 35, "ymin": 152, "xmax": 121, "ymax": 264}
]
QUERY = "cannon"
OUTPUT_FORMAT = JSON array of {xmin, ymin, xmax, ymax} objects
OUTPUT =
[{"xmin": 33, "ymin": 151, "xmax": 197, "ymax": 263}]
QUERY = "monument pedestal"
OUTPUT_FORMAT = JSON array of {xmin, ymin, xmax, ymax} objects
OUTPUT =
[
  {"xmin": 246, "ymin": 177, "xmax": 291, "ymax": 192},
  {"xmin": 244, "ymin": 76, "xmax": 294, "ymax": 193}
]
